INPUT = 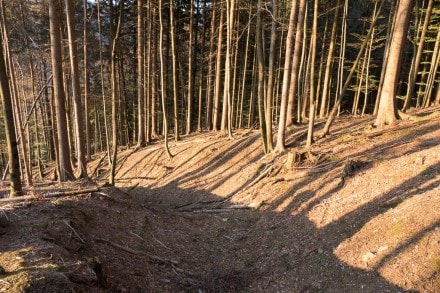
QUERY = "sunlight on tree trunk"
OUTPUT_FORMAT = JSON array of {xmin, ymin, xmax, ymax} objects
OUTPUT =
[{"xmin": 375, "ymin": 0, "xmax": 413, "ymax": 126}]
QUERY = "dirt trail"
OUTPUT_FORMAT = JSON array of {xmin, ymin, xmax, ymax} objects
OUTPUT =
[{"xmin": 0, "ymin": 108, "xmax": 439, "ymax": 292}]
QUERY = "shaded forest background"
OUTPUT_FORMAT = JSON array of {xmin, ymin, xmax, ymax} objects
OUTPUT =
[{"xmin": 0, "ymin": 0, "xmax": 439, "ymax": 190}]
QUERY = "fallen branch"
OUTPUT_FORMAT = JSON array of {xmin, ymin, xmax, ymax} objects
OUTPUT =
[
  {"xmin": 189, "ymin": 205, "xmax": 252, "ymax": 213},
  {"xmin": 63, "ymin": 220, "xmax": 85, "ymax": 244},
  {"xmin": 0, "ymin": 187, "xmax": 99, "ymax": 204},
  {"xmin": 94, "ymin": 237, "xmax": 178, "ymax": 265}
]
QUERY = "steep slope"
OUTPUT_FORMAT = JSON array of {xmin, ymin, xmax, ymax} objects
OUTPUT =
[{"xmin": 0, "ymin": 107, "xmax": 439, "ymax": 292}]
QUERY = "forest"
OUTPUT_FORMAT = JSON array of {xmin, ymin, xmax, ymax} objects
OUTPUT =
[{"xmin": 0, "ymin": 0, "xmax": 439, "ymax": 292}]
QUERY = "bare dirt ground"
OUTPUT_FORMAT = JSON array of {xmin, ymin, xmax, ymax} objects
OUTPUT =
[{"xmin": 0, "ymin": 107, "xmax": 439, "ymax": 292}]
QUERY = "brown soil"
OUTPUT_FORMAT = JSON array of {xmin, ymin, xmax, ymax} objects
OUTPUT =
[{"xmin": 0, "ymin": 107, "xmax": 439, "ymax": 292}]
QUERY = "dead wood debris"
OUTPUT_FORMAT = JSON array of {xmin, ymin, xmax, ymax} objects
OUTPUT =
[
  {"xmin": 94, "ymin": 237, "xmax": 178, "ymax": 265},
  {"xmin": 94, "ymin": 238, "xmax": 204, "ymax": 289},
  {"xmin": 0, "ymin": 187, "xmax": 100, "ymax": 204}
]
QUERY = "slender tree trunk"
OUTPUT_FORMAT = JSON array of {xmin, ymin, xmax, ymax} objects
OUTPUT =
[
  {"xmin": 145, "ymin": 1, "xmax": 152, "ymax": 142},
  {"xmin": 238, "ymin": 4, "xmax": 254, "ymax": 130},
  {"xmin": 286, "ymin": 0, "xmax": 307, "ymax": 126},
  {"xmin": 306, "ymin": 0, "xmax": 318, "ymax": 148},
  {"xmin": 83, "ymin": 0, "xmax": 91, "ymax": 161},
  {"xmin": 66, "ymin": 0, "xmax": 88, "ymax": 179},
  {"xmin": 403, "ymin": 0, "xmax": 434, "ymax": 111},
  {"xmin": 97, "ymin": 0, "xmax": 111, "ymax": 165},
  {"xmin": 213, "ymin": 6, "xmax": 224, "ymax": 131},
  {"xmin": 0, "ymin": 0, "xmax": 32, "ymax": 186},
  {"xmin": 49, "ymin": 0, "xmax": 74, "ymax": 181},
  {"xmin": 274, "ymin": 0, "xmax": 298, "ymax": 153},
  {"xmin": 264, "ymin": 0, "xmax": 277, "ymax": 152},
  {"xmin": 256, "ymin": 0, "xmax": 267, "ymax": 153},
  {"xmin": 422, "ymin": 26, "xmax": 440, "ymax": 107},
  {"xmin": 109, "ymin": 0, "xmax": 124, "ymax": 186},
  {"xmin": 323, "ymin": 0, "xmax": 384, "ymax": 135},
  {"xmin": 186, "ymin": 0, "xmax": 194, "ymax": 134},
  {"xmin": 137, "ymin": 0, "xmax": 146, "ymax": 146},
  {"xmin": 206, "ymin": 0, "xmax": 217, "ymax": 130},
  {"xmin": 0, "ymin": 28, "xmax": 22, "ymax": 197},
  {"xmin": 220, "ymin": 0, "xmax": 234, "ymax": 138},
  {"xmin": 197, "ymin": 0, "xmax": 207, "ymax": 132},
  {"xmin": 319, "ymin": 0, "xmax": 341, "ymax": 118},
  {"xmin": 169, "ymin": 0, "xmax": 180, "ymax": 141},
  {"xmin": 158, "ymin": 0, "xmax": 172, "ymax": 158}
]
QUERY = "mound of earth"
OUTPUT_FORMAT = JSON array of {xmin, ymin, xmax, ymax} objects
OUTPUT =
[{"xmin": 0, "ymin": 107, "xmax": 439, "ymax": 292}]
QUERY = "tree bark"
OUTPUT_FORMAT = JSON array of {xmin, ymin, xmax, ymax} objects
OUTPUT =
[
  {"xmin": 375, "ymin": 0, "xmax": 413, "ymax": 126},
  {"xmin": 306, "ymin": 0, "xmax": 318, "ymax": 148},
  {"xmin": 158, "ymin": 0, "xmax": 172, "ymax": 158},
  {"xmin": 256, "ymin": 0, "xmax": 267, "ymax": 153},
  {"xmin": 83, "ymin": 0, "xmax": 91, "ymax": 161},
  {"xmin": 0, "ymin": 26, "xmax": 22, "ymax": 197},
  {"xmin": 265, "ymin": 0, "xmax": 277, "ymax": 152},
  {"xmin": 66, "ymin": 0, "xmax": 88, "ymax": 179},
  {"xmin": 186, "ymin": 0, "xmax": 194, "ymax": 134},
  {"xmin": 319, "ymin": 0, "xmax": 341, "ymax": 118},
  {"xmin": 213, "ymin": 6, "xmax": 224, "ymax": 131},
  {"xmin": 286, "ymin": 0, "xmax": 307, "ymax": 126},
  {"xmin": 274, "ymin": 0, "xmax": 298, "ymax": 153},
  {"xmin": 109, "ymin": 0, "xmax": 124, "ymax": 186},
  {"xmin": 169, "ymin": 0, "xmax": 180, "ymax": 141},
  {"xmin": 137, "ymin": 0, "xmax": 146, "ymax": 146},
  {"xmin": 49, "ymin": 0, "xmax": 74, "ymax": 181}
]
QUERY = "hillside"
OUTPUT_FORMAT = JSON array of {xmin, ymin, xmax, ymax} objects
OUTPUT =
[{"xmin": 0, "ymin": 107, "xmax": 439, "ymax": 292}]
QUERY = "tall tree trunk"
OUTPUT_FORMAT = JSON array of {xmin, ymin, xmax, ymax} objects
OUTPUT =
[
  {"xmin": 158, "ymin": 0, "xmax": 172, "ymax": 158},
  {"xmin": 137, "ymin": 0, "xmax": 146, "ymax": 147},
  {"xmin": 206, "ymin": 0, "xmax": 217, "ymax": 130},
  {"xmin": 374, "ymin": 1, "xmax": 397, "ymax": 115},
  {"xmin": 256, "ymin": 0, "xmax": 267, "ymax": 153},
  {"xmin": 49, "ymin": 0, "xmax": 74, "ymax": 181},
  {"xmin": 150, "ymin": 3, "xmax": 158, "ymax": 138},
  {"xmin": 265, "ymin": 0, "xmax": 277, "ymax": 152},
  {"xmin": 145, "ymin": 0, "xmax": 152, "ymax": 142},
  {"xmin": 375, "ymin": 0, "xmax": 413, "ymax": 126},
  {"xmin": 97, "ymin": 0, "xmax": 111, "ymax": 165},
  {"xmin": 0, "ymin": 28, "xmax": 22, "ymax": 197},
  {"xmin": 197, "ymin": 0, "xmax": 207, "ymax": 132},
  {"xmin": 286, "ymin": 0, "xmax": 307, "ymax": 126},
  {"xmin": 238, "ymin": 4, "xmax": 254, "ymax": 130},
  {"xmin": 306, "ymin": 0, "xmax": 318, "ymax": 148},
  {"xmin": 83, "ymin": 0, "xmax": 91, "ymax": 161},
  {"xmin": 220, "ymin": 0, "xmax": 234, "ymax": 138},
  {"xmin": 213, "ymin": 6, "xmax": 224, "ymax": 131},
  {"xmin": 274, "ymin": 0, "xmax": 298, "ymax": 153},
  {"xmin": 109, "ymin": 0, "xmax": 124, "ymax": 185},
  {"xmin": 0, "ymin": 0, "xmax": 32, "ymax": 186},
  {"xmin": 319, "ymin": 0, "xmax": 341, "ymax": 118},
  {"xmin": 169, "ymin": 0, "xmax": 180, "ymax": 141},
  {"xmin": 186, "ymin": 0, "xmax": 194, "ymax": 134},
  {"xmin": 66, "ymin": 0, "xmax": 88, "ymax": 179}
]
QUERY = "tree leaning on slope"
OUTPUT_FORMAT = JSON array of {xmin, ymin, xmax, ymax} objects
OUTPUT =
[
  {"xmin": 375, "ymin": 0, "xmax": 414, "ymax": 126},
  {"xmin": 0, "ymin": 31, "xmax": 22, "ymax": 197}
]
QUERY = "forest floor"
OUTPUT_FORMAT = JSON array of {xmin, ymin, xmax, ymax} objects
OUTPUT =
[{"xmin": 0, "ymin": 106, "xmax": 439, "ymax": 292}]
